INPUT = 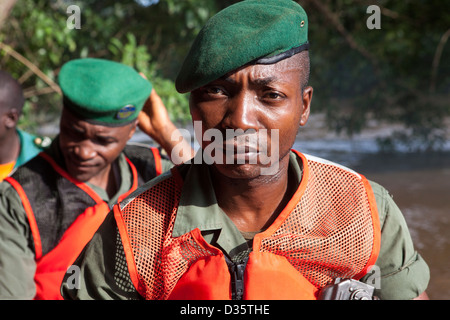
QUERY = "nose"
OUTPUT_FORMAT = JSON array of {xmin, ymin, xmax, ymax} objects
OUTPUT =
[
  {"xmin": 222, "ymin": 92, "xmax": 259, "ymax": 131},
  {"xmin": 73, "ymin": 140, "xmax": 96, "ymax": 161}
]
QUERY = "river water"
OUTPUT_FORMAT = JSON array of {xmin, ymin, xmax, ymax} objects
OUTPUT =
[{"xmin": 131, "ymin": 119, "xmax": 450, "ymax": 300}]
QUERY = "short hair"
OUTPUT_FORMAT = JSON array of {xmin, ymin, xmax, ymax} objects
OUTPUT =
[
  {"xmin": 293, "ymin": 50, "xmax": 310, "ymax": 92},
  {"xmin": 0, "ymin": 70, "xmax": 25, "ymax": 113}
]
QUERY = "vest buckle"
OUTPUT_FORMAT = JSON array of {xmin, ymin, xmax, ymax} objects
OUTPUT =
[{"xmin": 227, "ymin": 257, "xmax": 249, "ymax": 300}]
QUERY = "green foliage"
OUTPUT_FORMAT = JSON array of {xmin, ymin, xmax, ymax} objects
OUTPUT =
[{"xmin": 108, "ymin": 32, "xmax": 156, "ymax": 81}]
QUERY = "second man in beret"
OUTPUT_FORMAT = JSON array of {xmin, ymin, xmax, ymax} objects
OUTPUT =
[{"xmin": 0, "ymin": 58, "xmax": 193, "ymax": 299}]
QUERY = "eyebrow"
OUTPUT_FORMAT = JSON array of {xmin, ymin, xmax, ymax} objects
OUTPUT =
[
  {"xmin": 219, "ymin": 75, "xmax": 279, "ymax": 86},
  {"xmin": 95, "ymin": 135, "xmax": 118, "ymax": 143},
  {"xmin": 253, "ymin": 77, "xmax": 278, "ymax": 86},
  {"xmin": 65, "ymin": 122, "xmax": 118, "ymax": 142},
  {"xmin": 218, "ymin": 75, "xmax": 237, "ymax": 84}
]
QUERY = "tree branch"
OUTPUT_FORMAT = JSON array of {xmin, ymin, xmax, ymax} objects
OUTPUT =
[
  {"xmin": 430, "ymin": 28, "xmax": 450, "ymax": 93},
  {"xmin": 23, "ymin": 86, "xmax": 57, "ymax": 98},
  {"xmin": 0, "ymin": 0, "xmax": 18, "ymax": 31},
  {"xmin": 0, "ymin": 42, "xmax": 61, "ymax": 95}
]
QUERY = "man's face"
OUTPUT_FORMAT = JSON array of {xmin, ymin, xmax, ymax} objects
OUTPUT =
[
  {"xmin": 58, "ymin": 108, "xmax": 136, "ymax": 183},
  {"xmin": 189, "ymin": 54, "xmax": 312, "ymax": 179}
]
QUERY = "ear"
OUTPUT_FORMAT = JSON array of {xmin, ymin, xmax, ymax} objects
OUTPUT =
[
  {"xmin": 299, "ymin": 86, "xmax": 313, "ymax": 126},
  {"xmin": 4, "ymin": 108, "xmax": 20, "ymax": 129}
]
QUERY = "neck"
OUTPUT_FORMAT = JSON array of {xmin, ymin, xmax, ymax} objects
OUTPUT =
[
  {"xmin": 212, "ymin": 157, "xmax": 295, "ymax": 232},
  {"xmin": 87, "ymin": 162, "xmax": 118, "ymax": 198},
  {"xmin": 0, "ymin": 129, "xmax": 20, "ymax": 164}
]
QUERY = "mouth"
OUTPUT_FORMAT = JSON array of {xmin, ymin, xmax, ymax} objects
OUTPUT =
[
  {"xmin": 199, "ymin": 129, "xmax": 274, "ymax": 165},
  {"xmin": 221, "ymin": 143, "xmax": 259, "ymax": 154},
  {"xmin": 213, "ymin": 142, "xmax": 261, "ymax": 165},
  {"xmin": 224, "ymin": 132, "xmax": 263, "ymax": 152},
  {"xmin": 66, "ymin": 156, "xmax": 98, "ymax": 172}
]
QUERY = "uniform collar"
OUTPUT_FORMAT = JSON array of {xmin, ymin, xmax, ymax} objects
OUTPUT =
[
  {"xmin": 172, "ymin": 150, "xmax": 303, "ymax": 257},
  {"xmin": 15, "ymin": 129, "xmax": 42, "ymax": 168}
]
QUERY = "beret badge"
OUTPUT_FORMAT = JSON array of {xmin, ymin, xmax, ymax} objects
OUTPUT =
[{"xmin": 116, "ymin": 105, "xmax": 136, "ymax": 120}]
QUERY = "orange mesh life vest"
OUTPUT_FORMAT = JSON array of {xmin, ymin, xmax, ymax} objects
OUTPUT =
[{"xmin": 115, "ymin": 150, "xmax": 380, "ymax": 300}]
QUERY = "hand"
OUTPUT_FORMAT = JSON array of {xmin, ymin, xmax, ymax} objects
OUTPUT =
[
  {"xmin": 137, "ymin": 88, "xmax": 173, "ymax": 141},
  {"xmin": 137, "ymin": 87, "xmax": 194, "ymax": 163}
]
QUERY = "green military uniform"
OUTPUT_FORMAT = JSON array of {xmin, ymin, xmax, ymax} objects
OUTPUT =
[{"xmin": 62, "ymin": 151, "xmax": 429, "ymax": 300}]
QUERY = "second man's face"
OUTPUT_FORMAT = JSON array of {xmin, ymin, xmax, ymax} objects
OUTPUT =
[{"xmin": 58, "ymin": 108, "xmax": 136, "ymax": 183}]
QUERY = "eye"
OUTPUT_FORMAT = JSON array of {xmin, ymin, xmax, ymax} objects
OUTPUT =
[
  {"xmin": 262, "ymin": 90, "xmax": 285, "ymax": 101},
  {"xmin": 193, "ymin": 85, "xmax": 228, "ymax": 102},
  {"xmin": 205, "ymin": 86, "xmax": 226, "ymax": 96},
  {"xmin": 94, "ymin": 136, "xmax": 115, "ymax": 146},
  {"xmin": 266, "ymin": 92, "xmax": 281, "ymax": 99}
]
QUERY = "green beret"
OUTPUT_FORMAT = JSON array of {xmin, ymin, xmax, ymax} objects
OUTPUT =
[
  {"xmin": 175, "ymin": 0, "xmax": 309, "ymax": 93},
  {"xmin": 58, "ymin": 58, "xmax": 152, "ymax": 126}
]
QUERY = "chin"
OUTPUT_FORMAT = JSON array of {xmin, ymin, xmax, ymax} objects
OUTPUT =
[
  {"xmin": 66, "ymin": 168, "xmax": 95, "ymax": 182},
  {"xmin": 213, "ymin": 162, "xmax": 278, "ymax": 180}
]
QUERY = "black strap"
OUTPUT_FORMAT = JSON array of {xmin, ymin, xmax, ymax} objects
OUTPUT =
[{"xmin": 253, "ymin": 42, "xmax": 310, "ymax": 65}]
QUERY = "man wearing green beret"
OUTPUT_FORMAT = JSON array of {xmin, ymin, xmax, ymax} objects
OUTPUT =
[
  {"xmin": 0, "ymin": 58, "xmax": 193, "ymax": 299},
  {"xmin": 62, "ymin": 0, "xmax": 429, "ymax": 300},
  {"xmin": 0, "ymin": 71, "xmax": 50, "ymax": 182}
]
